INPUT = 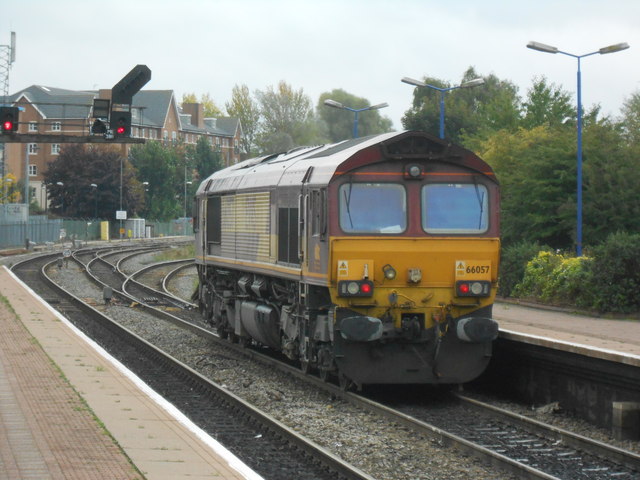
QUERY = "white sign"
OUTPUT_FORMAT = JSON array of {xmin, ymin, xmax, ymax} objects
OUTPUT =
[{"xmin": 116, "ymin": 210, "xmax": 127, "ymax": 220}]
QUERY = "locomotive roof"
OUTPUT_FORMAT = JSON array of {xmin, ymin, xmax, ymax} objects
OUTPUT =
[{"xmin": 196, "ymin": 130, "xmax": 496, "ymax": 196}]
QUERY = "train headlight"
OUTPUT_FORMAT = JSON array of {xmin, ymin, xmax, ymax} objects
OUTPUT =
[
  {"xmin": 455, "ymin": 280, "xmax": 491, "ymax": 297},
  {"xmin": 382, "ymin": 264, "xmax": 397, "ymax": 280},
  {"xmin": 338, "ymin": 280, "xmax": 375, "ymax": 297},
  {"xmin": 405, "ymin": 164, "xmax": 422, "ymax": 179}
]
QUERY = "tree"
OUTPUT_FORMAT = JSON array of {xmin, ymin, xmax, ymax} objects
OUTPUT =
[
  {"xmin": 181, "ymin": 92, "xmax": 224, "ymax": 118},
  {"xmin": 317, "ymin": 89, "xmax": 393, "ymax": 142},
  {"xmin": 1, "ymin": 173, "xmax": 19, "ymax": 203},
  {"xmin": 480, "ymin": 126, "xmax": 576, "ymax": 249},
  {"xmin": 402, "ymin": 67, "xmax": 520, "ymax": 146},
  {"xmin": 191, "ymin": 136, "xmax": 222, "ymax": 183},
  {"xmin": 129, "ymin": 141, "xmax": 181, "ymax": 220},
  {"xmin": 620, "ymin": 90, "xmax": 640, "ymax": 146},
  {"xmin": 521, "ymin": 76, "xmax": 574, "ymax": 129},
  {"xmin": 225, "ymin": 84, "xmax": 261, "ymax": 158},
  {"xmin": 43, "ymin": 145, "xmax": 143, "ymax": 219},
  {"xmin": 255, "ymin": 81, "xmax": 322, "ymax": 153},
  {"xmin": 582, "ymin": 117, "xmax": 640, "ymax": 245}
]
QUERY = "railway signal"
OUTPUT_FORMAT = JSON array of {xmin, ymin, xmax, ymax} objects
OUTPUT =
[
  {"xmin": 111, "ymin": 111, "xmax": 131, "ymax": 137},
  {"xmin": 109, "ymin": 65, "xmax": 151, "ymax": 139},
  {"xmin": 1, "ymin": 106, "xmax": 19, "ymax": 133}
]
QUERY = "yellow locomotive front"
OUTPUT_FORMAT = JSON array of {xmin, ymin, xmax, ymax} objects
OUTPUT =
[
  {"xmin": 194, "ymin": 131, "xmax": 499, "ymax": 389},
  {"xmin": 320, "ymin": 141, "xmax": 500, "ymax": 386}
]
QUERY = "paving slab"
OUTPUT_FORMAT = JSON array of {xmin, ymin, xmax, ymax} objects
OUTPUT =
[{"xmin": 0, "ymin": 266, "xmax": 261, "ymax": 480}]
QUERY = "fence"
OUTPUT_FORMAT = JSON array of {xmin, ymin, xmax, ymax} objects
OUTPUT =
[{"xmin": 0, "ymin": 215, "xmax": 193, "ymax": 249}]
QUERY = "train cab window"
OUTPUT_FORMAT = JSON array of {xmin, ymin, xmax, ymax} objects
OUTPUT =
[
  {"xmin": 278, "ymin": 207, "xmax": 300, "ymax": 264},
  {"xmin": 339, "ymin": 183, "xmax": 406, "ymax": 234},
  {"xmin": 311, "ymin": 189, "xmax": 327, "ymax": 239},
  {"xmin": 422, "ymin": 183, "xmax": 488, "ymax": 234},
  {"xmin": 206, "ymin": 196, "xmax": 222, "ymax": 244}
]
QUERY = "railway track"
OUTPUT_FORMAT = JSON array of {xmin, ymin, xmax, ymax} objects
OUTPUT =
[
  {"xmin": 11, "ymin": 252, "xmax": 374, "ymax": 480},
  {"xmin": 14, "ymin": 245, "xmax": 640, "ymax": 480}
]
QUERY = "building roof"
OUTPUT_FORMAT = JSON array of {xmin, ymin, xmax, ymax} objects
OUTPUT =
[
  {"xmin": 178, "ymin": 109, "xmax": 241, "ymax": 138},
  {"xmin": 131, "ymin": 90, "xmax": 174, "ymax": 127},
  {"xmin": 5, "ymin": 86, "xmax": 241, "ymax": 137},
  {"xmin": 6, "ymin": 85, "xmax": 95, "ymax": 119}
]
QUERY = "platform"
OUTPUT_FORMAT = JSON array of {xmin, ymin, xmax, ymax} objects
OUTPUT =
[
  {"xmin": 494, "ymin": 301, "xmax": 640, "ymax": 367},
  {"xmin": 0, "ymin": 266, "xmax": 261, "ymax": 480}
]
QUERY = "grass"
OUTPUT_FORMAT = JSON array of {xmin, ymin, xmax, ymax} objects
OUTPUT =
[{"xmin": 152, "ymin": 244, "xmax": 195, "ymax": 262}]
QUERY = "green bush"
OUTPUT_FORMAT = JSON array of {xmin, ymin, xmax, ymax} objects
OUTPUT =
[
  {"xmin": 512, "ymin": 251, "xmax": 562, "ymax": 299},
  {"xmin": 498, "ymin": 241, "xmax": 544, "ymax": 297},
  {"xmin": 587, "ymin": 232, "xmax": 640, "ymax": 313},
  {"xmin": 505, "ymin": 232, "xmax": 640, "ymax": 313},
  {"xmin": 542, "ymin": 256, "xmax": 593, "ymax": 307}
]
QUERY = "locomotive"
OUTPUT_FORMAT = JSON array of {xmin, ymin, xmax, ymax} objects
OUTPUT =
[{"xmin": 193, "ymin": 131, "xmax": 500, "ymax": 389}]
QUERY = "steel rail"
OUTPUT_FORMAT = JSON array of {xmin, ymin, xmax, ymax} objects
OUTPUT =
[{"xmin": 12, "ymin": 253, "xmax": 374, "ymax": 480}]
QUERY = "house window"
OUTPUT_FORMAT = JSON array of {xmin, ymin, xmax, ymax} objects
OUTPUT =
[
  {"xmin": 28, "ymin": 122, "xmax": 38, "ymax": 132},
  {"xmin": 28, "ymin": 165, "xmax": 37, "ymax": 176},
  {"xmin": 51, "ymin": 122, "xmax": 62, "ymax": 131},
  {"xmin": 51, "ymin": 144, "xmax": 60, "ymax": 155},
  {"xmin": 28, "ymin": 143, "xmax": 38, "ymax": 155}
]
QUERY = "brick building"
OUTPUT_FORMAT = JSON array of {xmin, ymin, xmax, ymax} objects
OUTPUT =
[{"xmin": 1, "ymin": 85, "xmax": 242, "ymax": 209}]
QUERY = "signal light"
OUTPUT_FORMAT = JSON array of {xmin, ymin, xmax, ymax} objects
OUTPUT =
[
  {"xmin": 110, "ymin": 110, "xmax": 131, "ymax": 138},
  {"xmin": 338, "ymin": 280, "xmax": 374, "ymax": 297},
  {"xmin": 0, "ymin": 106, "xmax": 19, "ymax": 134}
]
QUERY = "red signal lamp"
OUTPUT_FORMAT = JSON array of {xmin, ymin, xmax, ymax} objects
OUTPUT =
[{"xmin": 0, "ymin": 106, "xmax": 19, "ymax": 133}]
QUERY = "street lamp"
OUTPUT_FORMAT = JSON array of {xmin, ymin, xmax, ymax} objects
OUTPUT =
[
  {"xmin": 90, "ymin": 183, "xmax": 98, "ymax": 218},
  {"xmin": 56, "ymin": 181, "xmax": 64, "ymax": 216},
  {"xmin": 184, "ymin": 181, "xmax": 192, "ymax": 236},
  {"xmin": 323, "ymin": 99, "xmax": 388, "ymax": 138},
  {"xmin": 527, "ymin": 41, "xmax": 629, "ymax": 256},
  {"xmin": 401, "ymin": 76, "xmax": 485, "ymax": 139}
]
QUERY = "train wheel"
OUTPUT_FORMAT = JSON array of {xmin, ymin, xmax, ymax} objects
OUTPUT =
[
  {"xmin": 300, "ymin": 359, "xmax": 311, "ymax": 375},
  {"xmin": 318, "ymin": 368, "xmax": 330, "ymax": 382},
  {"xmin": 338, "ymin": 372, "xmax": 353, "ymax": 391}
]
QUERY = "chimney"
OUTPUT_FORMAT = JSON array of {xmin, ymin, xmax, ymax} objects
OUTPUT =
[
  {"xmin": 182, "ymin": 103, "xmax": 204, "ymax": 128},
  {"xmin": 98, "ymin": 89, "xmax": 112, "ymax": 100}
]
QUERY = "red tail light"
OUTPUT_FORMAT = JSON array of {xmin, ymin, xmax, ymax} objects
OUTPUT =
[
  {"xmin": 456, "ymin": 280, "xmax": 490, "ymax": 297},
  {"xmin": 338, "ymin": 280, "xmax": 374, "ymax": 297}
]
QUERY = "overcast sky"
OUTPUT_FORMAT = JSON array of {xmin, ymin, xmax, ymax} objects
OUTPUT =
[{"xmin": 2, "ymin": 0, "xmax": 639, "ymax": 130}]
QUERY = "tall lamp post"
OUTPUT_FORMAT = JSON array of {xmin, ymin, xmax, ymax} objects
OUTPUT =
[
  {"xmin": 56, "ymin": 181, "xmax": 64, "ymax": 216},
  {"xmin": 401, "ymin": 77, "xmax": 484, "ymax": 139},
  {"xmin": 323, "ymin": 99, "xmax": 388, "ymax": 138},
  {"xmin": 527, "ymin": 41, "xmax": 629, "ymax": 256},
  {"xmin": 90, "ymin": 183, "xmax": 98, "ymax": 218},
  {"xmin": 184, "ymin": 180, "xmax": 192, "ymax": 236}
]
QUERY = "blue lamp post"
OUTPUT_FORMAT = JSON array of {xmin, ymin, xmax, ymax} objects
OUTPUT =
[
  {"xmin": 401, "ymin": 76, "xmax": 484, "ymax": 139},
  {"xmin": 527, "ymin": 41, "xmax": 629, "ymax": 257},
  {"xmin": 323, "ymin": 99, "xmax": 388, "ymax": 138}
]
